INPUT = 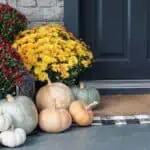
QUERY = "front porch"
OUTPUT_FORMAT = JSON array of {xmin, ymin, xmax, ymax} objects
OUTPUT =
[{"xmin": 1, "ymin": 125, "xmax": 150, "ymax": 150}]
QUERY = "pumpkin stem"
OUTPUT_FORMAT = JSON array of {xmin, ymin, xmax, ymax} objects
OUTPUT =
[
  {"xmin": 0, "ymin": 135, "xmax": 2, "ymax": 143},
  {"xmin": 47, "ymin": 77, "xmax": 52, "ymax": 85},
  {"xmin": 86, "ymin": 101, "xmax": 99, "ymax": 110},
  {"xmin": 10, "ymin": 125, "xmax": 14, "ymax": 131},
  {"xmin": 80, "ymin": 82, "xmax": 85, "ymax": 89},
  {"xmin": 6, "ymin": 95, "xmax": 14, "ymax": 102},
  {"xmin": 0, "ymin": 107, "xmax": 2, "ymax": 115}
]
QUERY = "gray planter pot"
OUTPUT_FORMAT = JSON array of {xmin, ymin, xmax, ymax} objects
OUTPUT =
[{"xmin": 16, "ymin": 74, "xmax": 35, "ymax": 98}]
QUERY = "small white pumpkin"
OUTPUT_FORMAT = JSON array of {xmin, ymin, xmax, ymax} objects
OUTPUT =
[
  {"xmin": 0, "ymin": 108, "xmax": 12, "ymax": 132},
  {"xmin": 0, "ymin": 126, "xmax": 26, "ymax": 148}
]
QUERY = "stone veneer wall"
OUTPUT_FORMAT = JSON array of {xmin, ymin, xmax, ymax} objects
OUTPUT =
[{"xmin": 0, "ymin": 0, "xmax": 64, "ymax": 27}]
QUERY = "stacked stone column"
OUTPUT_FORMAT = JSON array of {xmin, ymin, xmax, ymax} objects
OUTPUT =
[{"xmin": 0, "ymin": 0, "xmax": 64, "ymax": 27}]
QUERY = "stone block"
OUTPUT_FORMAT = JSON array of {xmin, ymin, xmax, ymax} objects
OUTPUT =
[
  {"xmin": 43, "ymin": 7, "xmax": 64, "ymax": 21},
  {"xmin": 17, "ymin": 0, "xmax": 36, "ymax": 7},
  {"xmin": 17, "ymin": 7, "xmax": 44, "ymax": 21},
  {"xmin": 0, "ymin": 0, "xmax": 6, "ymax": 3},
  {"xmin": 57, "ymin": 0, "xmax": 64, "ymax": 7},
  {"xmin": 37, "ymin": 0, "xmax": 56, "ymax": 7}
]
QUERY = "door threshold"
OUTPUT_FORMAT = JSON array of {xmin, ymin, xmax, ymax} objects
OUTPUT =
[
  {"xmin": 84, "ymin": 80, "xmax": 150, "ymax": 89},
  {"xmin": 84, "ymin": 80, "xmax": 150, "ymax": 95}
]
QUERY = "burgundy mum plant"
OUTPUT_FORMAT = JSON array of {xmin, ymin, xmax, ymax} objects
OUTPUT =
[
  {"xmin": 0, "ymin": 4, "xmax": 27, "ymax": 98},
  {"xmin": 0, "ymin": 35, "xmax": 26, "ymax": 98},
  {"xmin": 0, "ymin": 3, "xmax": 27, "ymax": 43}
]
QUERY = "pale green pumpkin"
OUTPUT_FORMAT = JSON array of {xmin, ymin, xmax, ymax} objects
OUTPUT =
[
  {"xmin": 0, "ymin": 95, "xmax": 38, "ymax": 135},
  {"xmin": 71, "ymin": 82, "xmax": 100, "ymax": 108}
]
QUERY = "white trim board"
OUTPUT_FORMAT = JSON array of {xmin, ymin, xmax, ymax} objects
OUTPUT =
[{"xmin": 84, "ymin": 80, "xmax": 150, "ymax": 89}]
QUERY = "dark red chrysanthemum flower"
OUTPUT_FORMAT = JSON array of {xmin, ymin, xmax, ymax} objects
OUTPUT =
[
  {"xmin": 0, "ymin": 35, "xmax": 27, "ymax": 97},
  {"xmin": 0, "ymin": 3, "xmax": 28, "ymax": 43}
]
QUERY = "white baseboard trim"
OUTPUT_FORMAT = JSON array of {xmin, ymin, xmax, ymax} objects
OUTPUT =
[{"xmin": 84, "ymin": 80, "xmax": 150, "ymax": 89}]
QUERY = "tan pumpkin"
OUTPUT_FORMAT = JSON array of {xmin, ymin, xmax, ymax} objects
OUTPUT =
[
  {"xmin": 39, "ymin": 99, "xmax": 72, "ymax": 133},
  {"xmin": 36, "ymin": 78, "xmax": 74, "ymax": 111},
  {"xmin": 69, "ymin": 101, "xmax": 98, "ymax": 126}
]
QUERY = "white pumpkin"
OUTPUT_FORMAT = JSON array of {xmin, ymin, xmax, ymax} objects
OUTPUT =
[
  {"xmin": 0, "ymin": 95, "xmax": 38, "ymax": 135},
  {"xmin": 0, "ymin": 108, "xmax": 12, "ymax": 132},
  {"xmin": 0, "ymin": 127, "xmax": 26, "ymax": 148}
]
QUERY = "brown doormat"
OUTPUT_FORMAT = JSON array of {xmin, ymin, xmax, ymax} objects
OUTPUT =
[{"xmin": 94, "ymin": 94, "xmax": 150, "ymax": 116}]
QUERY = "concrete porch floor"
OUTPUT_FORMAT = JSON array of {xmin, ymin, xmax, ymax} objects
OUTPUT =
[{"xmin": 1, "ymin": 125, "xmax": 150, "ymax": 150}]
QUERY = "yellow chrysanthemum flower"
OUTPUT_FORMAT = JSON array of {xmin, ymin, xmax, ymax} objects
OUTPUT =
[
  {"xmin": 13, "ymin": 24, "xmax": 93, "ymax": 82},
  {"xmin": 61, "ymin": 72, "xmax": 70, "ymax": 79},
  {"xmin": 81, "ymin": 60, "xmax": 91, "ymax": 68},
  {"xmin": 68, "ymin": 56, "xmax": 78, "ymax": 67},
  {"xmin": 34, "ymin": 67, "xmax": 42, "ymax": 75},
  {"xmin": 38, "ymin": 72, "xmax": 48, "ymax": 81}
]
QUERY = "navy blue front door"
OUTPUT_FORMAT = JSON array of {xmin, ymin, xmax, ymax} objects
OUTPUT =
[{"xmin": 66, "ymin": 0, "xmax": 150, "ymax": 81}]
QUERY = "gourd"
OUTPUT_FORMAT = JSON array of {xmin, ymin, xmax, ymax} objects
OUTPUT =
[
  {"xmin": 69, "ymin": 100, "xmax": 98, "ymax": 126},
  {"xmin": 0, "ymin": 95, "xmax": 38, "ymax": 135},
  {"xmin": 39, "ymin": 99, "xmax": 72, "ymax": 133},
  {"xmin": 36, "ymin": 78, "xmax": 74, "ymax": 111},
  {"xmin": 71, "ymin": 82, "xmax": 100, "ymax": 108},
  {"xmin": 0, "ymin": 126, "xmax": 26, "ymax": 148},
  {"xmin": 0, "ymin": 108, "xmax": 12, "ymax": 132}
]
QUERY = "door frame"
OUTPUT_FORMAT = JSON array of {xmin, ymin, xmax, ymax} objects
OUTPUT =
[
  {"xmin": 64, "ymin": 0, "xmax": 80, "ymax": 37},
  {"xmin": 64, "ymin": 0, "xmax": 150, "ymax": 94}
]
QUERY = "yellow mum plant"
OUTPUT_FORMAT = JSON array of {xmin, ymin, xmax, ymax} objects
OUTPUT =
[{"xmin": 12, "ymin": 24, "xmax": 93, "ymax": 85}]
